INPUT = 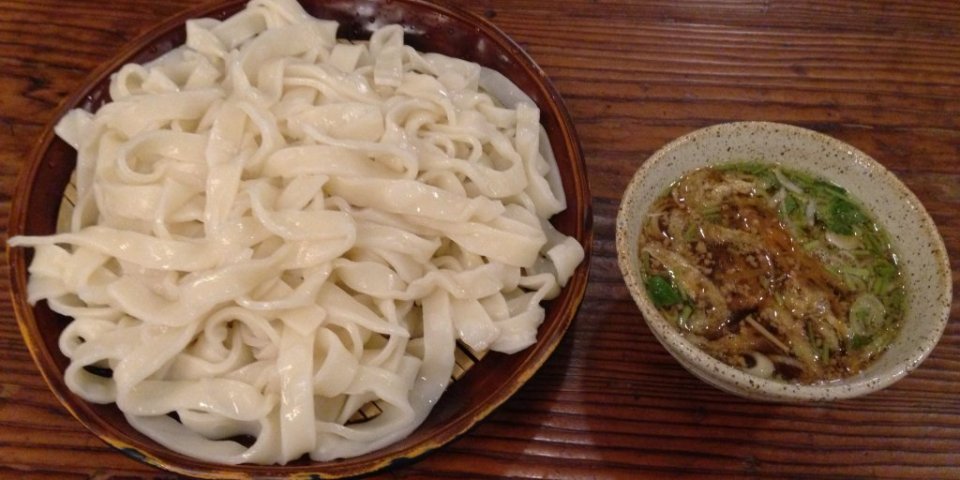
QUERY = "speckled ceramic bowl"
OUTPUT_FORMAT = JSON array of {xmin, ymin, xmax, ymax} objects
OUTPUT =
[{"xmin": 616, "ymin": 121, "xmax": 951, "ymax": 402}]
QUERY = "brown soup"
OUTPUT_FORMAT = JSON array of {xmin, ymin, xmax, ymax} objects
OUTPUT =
[{"xmin": 639, "ymin": 162, "xmax": 904, "ymax": 384}]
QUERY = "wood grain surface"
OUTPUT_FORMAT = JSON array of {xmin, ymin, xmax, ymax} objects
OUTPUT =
[{"xmin": 1, "ymin": 0, "xmax": 958, "ymax": 478}]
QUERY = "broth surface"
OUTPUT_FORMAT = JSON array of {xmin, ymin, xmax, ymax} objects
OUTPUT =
[{"xmin": 639, "ymin": 162, "xmax": 905, "ymax": 384}]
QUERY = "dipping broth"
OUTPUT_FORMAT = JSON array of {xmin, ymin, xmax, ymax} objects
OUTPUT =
[{"xmin": 638, "ymin": 162, "xmax": 905, "ymax": 384}]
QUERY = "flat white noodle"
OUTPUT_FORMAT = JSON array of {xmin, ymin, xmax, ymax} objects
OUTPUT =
[{"xmin": 8, "ymin": 0, "xmax": 584, "ymax": 465}]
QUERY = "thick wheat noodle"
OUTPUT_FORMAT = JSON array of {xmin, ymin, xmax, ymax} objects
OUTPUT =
[{"xmin": 8, "ymin": 0, "xmax": 584, "ymax": 465}]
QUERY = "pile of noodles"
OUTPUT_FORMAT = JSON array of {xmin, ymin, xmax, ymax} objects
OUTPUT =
[{"xmin": 9, "ymin": 0, "xmax": 583, "ymax": 465}]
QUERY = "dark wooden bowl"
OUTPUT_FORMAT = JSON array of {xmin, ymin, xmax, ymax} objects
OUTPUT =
[{"xmin": 6, "ymin": 0, "xmax": 592, "ymax": 478}]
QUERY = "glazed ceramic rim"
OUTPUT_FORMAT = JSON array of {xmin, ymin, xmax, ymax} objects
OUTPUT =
[
  {"xmin": 6, "ymin": 0, "xmax": 592, "ymax": 477},
  {"xmin": 616, "ymin": 121, "xmax": 951, "ymax": 402}
]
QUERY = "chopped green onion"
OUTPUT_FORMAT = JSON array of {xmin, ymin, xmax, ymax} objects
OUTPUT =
[
  {"xmin": 780, "ymin": 193, "xmax": 801, "ymax": 220},
  {"xmin": 823, "ymin": 197, "xmax": 865, "ymax": 234},
  {"xmin": 678, "ymin": 304, "xmax": 694, "ymax": 330},
  {"xmin": 645, "ymin": 275, "xmax": 684, "ymax": 308},
  {"xmin": 850, "ymin": 334, "xmax": 872, "ymax": 349}
]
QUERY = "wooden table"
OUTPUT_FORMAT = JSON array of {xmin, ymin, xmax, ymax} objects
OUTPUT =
[{"xmin": 1, "ymin": 0, "xmax": 957, "ymax": 478}]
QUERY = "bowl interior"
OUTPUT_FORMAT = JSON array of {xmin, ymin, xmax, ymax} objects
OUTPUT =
[
  {"xmin": 7, "ymin": 0, "xmax": 591, "ymax": 477},
  {"xmin": 616, "ymin": 121, "xmax": 951, "ymax": 401}
]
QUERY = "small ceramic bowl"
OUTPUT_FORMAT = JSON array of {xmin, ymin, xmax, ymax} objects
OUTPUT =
[
  {"xmin": 616, "ymin": 121, "xmax": 951, "ymax": 402},
  {"xmin": 7, "ymin": 0, "xmax": 591, "ymax": 478}
]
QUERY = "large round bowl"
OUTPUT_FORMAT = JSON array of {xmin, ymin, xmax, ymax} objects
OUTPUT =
[
  {"xmin": 6, "ymin": 1, "xmax": 592, "ymax": 477},
  {"xmin": 616, "ymin": 121, "xmax": 951, "ymax": 402}
]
